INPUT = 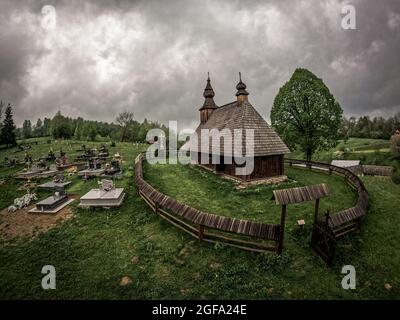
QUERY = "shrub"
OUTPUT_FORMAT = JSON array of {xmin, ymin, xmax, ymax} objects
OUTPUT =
[{"xmin": 392, "ymin": 171, "xmax": 400, "ymax": 185}]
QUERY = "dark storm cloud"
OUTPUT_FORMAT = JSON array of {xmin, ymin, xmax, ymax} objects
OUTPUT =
[{"xmin": 0, "ymin": 0, "xmax": 399, "ymax": 128}]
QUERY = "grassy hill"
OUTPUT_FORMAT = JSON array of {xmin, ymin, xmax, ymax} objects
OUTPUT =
[{"xmin": 0, "ymin": 138, "xmax": 399, "ymax": 299}]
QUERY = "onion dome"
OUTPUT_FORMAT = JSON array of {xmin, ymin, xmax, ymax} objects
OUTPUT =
[
  {"xmin": 199, "ymin": 72, "xmax": 217, "ymax": 110},
  {"xmin": 235, "ymin": 72, "xmax": 249, "ymax": 96}
]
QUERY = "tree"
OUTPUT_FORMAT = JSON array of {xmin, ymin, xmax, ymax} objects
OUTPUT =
[
  {"xmin": 33, "ymin": 118, "xmax": 43, "ymax": 137},
  {"xmin": 22, "ymin": 120, "xmax": 33, "ymax": 139},
  {"xmin": 339, "ymin": 117, "xmax": 351, "ymax": 143},
  {"xmin": 271, "ymin": 68, "xmax": 343, "ymax": 161},
  {"xmin": 50, "ymin": 111, "xmax": 73, "ymax": 139},
  {"xmin": 74, "ymin": 124, "xmax": 82, "ymax": 140},
  {"xmin": 116, "ymin": 110, "xmax": 135, "ymax": 142},
  {"xmin": 43, "ymin": 117, "xmax": 51, "ymax": 136},
  {"xmin": 391, "ymin": 130, "xmax": 400, "ymax": 158},
  {"xmin": 83, "ymin": 122, "xmax": 97, "ymax": 141},
  {"xmin": 1, "ymin": 103, "xmax": 17, "ymax": 147}
]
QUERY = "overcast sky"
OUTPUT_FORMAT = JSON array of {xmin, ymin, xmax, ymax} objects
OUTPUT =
[{"xmin": 0, "ymin": 0, "xmax": 399, "ymax": 129}]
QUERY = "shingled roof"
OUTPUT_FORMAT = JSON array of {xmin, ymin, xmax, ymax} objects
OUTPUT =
[{"xmin": 185, "ymin": 100, "xmax": 290, "ymax": 157}]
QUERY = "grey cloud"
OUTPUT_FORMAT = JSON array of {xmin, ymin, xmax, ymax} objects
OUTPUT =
[{"xmin": 0, "ymin": 0, "xmax": 399, "ymax": 128}]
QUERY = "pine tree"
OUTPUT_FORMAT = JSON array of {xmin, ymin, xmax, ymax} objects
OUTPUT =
[{"xmin": 1, "ymin": 103, "xmax": 17, "ymax": 147}]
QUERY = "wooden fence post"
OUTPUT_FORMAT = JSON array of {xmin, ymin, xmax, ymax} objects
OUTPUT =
[
  {"xmin": 314, "ymin": 198, "xmax": 320, "ymax": 223},
  {"xmin": 198, "ymin": 225, "xmax": 204, "ymax": 241},
  {"xmin": 325, "ymin": 210, "xmax": 330, "ymax": 223},
  {"xmin": 277, "ymin": 205, "xmax": 286, "ymax": 254}
]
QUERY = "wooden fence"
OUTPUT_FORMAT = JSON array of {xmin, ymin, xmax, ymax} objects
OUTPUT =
[
  {"xmin": 285, "ymin": 158, "xmax": 369, "ymax": 237},
  {"xmin": 134, "ymin": 154, "xmax": 369, "ymax": 257},
  {"xmin": 135, "ymin": 154, "xmax": 281, "ymax": 253},
  {"xmin": 286, "ymin": 158, "xmax": 369, "ymax": 265}
]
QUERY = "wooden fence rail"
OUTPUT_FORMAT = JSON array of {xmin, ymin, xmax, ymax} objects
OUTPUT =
[
  {"xmin": 285, "ymin": 158, "xmax": 369, "ymax": 265},
  {"xmin": 134, "ymin": 154, "xmax": 368, "ymax": 258},
  {"xmin": 285, "ymin": 159, "xmax": 369, "ymax": 240},
  {"xmin": 135, "ymin": 153, "xmax": 280, "ymax": 253}
]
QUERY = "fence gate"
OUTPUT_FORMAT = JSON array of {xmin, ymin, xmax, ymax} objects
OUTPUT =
[{"xmin": 311, "ymin": 220, "xmax": 337, "ymax": 266}]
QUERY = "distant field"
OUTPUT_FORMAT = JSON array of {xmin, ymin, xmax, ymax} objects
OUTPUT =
[
  {"xmin": 289, "ymin": 138, "xmax": 399, "ymax": 176},
  {"xmin": 335, "ymin": 138, "xmax": 391, "ymax": 151},
  {"xmin": 0, "ymin": 137, "xmax": 399, "ymax": 299}
]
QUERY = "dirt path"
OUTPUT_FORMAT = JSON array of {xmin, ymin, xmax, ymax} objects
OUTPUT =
[{"xmin": 0, "ymin": 205, "xmax": 74, "ymax": 241}]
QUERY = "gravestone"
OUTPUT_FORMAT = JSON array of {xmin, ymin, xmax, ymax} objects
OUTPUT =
[
  {"xmin": 79, "ymin": 179, "xmax": 125, "ymax": 208},
  {"xmin": 30, "ymin": 186, "xmax": 74, "ymax": 213}
]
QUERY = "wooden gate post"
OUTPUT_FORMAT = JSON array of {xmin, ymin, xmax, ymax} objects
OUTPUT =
[
  {"xmin": 314, "ymin": 198, "xmax": 320, "ymax": 223},
  {"xmin": 277, "ymin": 205, "xmax": 287, "ymax": 254}
]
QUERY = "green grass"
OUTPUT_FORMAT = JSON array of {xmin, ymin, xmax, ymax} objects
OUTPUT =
[
  {"xmin": 144, "ymin": 162, "xmax": 356, "ymax": 224},
  {"xmin": 289, "ymin": 138, "xmax": 399, "ymax": 178},
  {"xmin": 0, "ymin": 138, "xmax": 399, "ymax": 299}
]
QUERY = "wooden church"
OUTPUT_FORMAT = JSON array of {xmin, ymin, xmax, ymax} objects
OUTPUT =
[{"xmin": 185, "ymin": 73, "xmax": 290, "ymax": 182}]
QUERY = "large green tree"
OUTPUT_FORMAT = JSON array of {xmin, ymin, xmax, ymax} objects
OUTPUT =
[
  {"xmin": 50, "ymin": 111, "xmax": 73, "ymax": 139},
  {"xmin": 271, "ymin": 68, "xmax": 343, "ymax": 161},
  {"xmin": 1, "ymin": 103, "xmax": 17, "ymax": 147}
]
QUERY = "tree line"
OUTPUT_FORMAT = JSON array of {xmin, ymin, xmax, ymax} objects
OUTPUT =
[
  {"xmin": 0, "ymin": 101, "xmax": 167, "ymax": 147},
  {"xmin": 339, "ymin": 114, "xmax": 400, "ymax": 140},
  {"xmin": 17, "ymin": 110, "xmax": 167, "ymax": 143}
]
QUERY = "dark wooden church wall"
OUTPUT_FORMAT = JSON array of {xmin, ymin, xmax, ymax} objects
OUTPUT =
[
  {"xmin": 192, "ymin": 153, "xmax": 284, "ymax": 180},
  {"xmin": 221, "ymin": 155, "xmax": 284, "ymax": 180}
]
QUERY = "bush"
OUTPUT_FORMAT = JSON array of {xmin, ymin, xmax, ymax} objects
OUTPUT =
[{"xmin": 392, "ymin": 171, "xmax": 400, "ymax": 185}]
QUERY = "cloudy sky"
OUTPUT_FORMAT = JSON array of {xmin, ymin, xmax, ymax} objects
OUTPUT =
[{"xmin": 0, "ymin": 0, "xmax": 399, "ymax": 129}]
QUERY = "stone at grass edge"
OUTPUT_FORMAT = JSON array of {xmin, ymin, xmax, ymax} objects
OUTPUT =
[{"xmin": 120, "ymin": 276, "xmax": 132, "ymax": 286}]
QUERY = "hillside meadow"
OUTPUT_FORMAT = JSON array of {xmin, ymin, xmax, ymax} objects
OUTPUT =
[{"xmin": 0, "ymin": 138, "xmax": 399, "ymax": 299}]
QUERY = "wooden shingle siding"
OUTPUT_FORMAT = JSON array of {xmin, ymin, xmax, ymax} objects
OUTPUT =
[
  {"xmin": 272, "ymin": 183, "xmax": 329, "ymax": 205},
  {"xmin": 184, "ymin": 101, "xmax": 290, "ymax": 157}
]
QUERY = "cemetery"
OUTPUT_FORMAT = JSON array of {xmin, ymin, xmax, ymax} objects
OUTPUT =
[{"xmin": 0, "ymin": 133, "xmax": 398, "ymax": 300}]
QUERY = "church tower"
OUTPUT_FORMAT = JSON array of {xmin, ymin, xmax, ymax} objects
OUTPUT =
[{"xmin": 199, "ymin": 73, "xmax": 217, "ymax": 123}]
